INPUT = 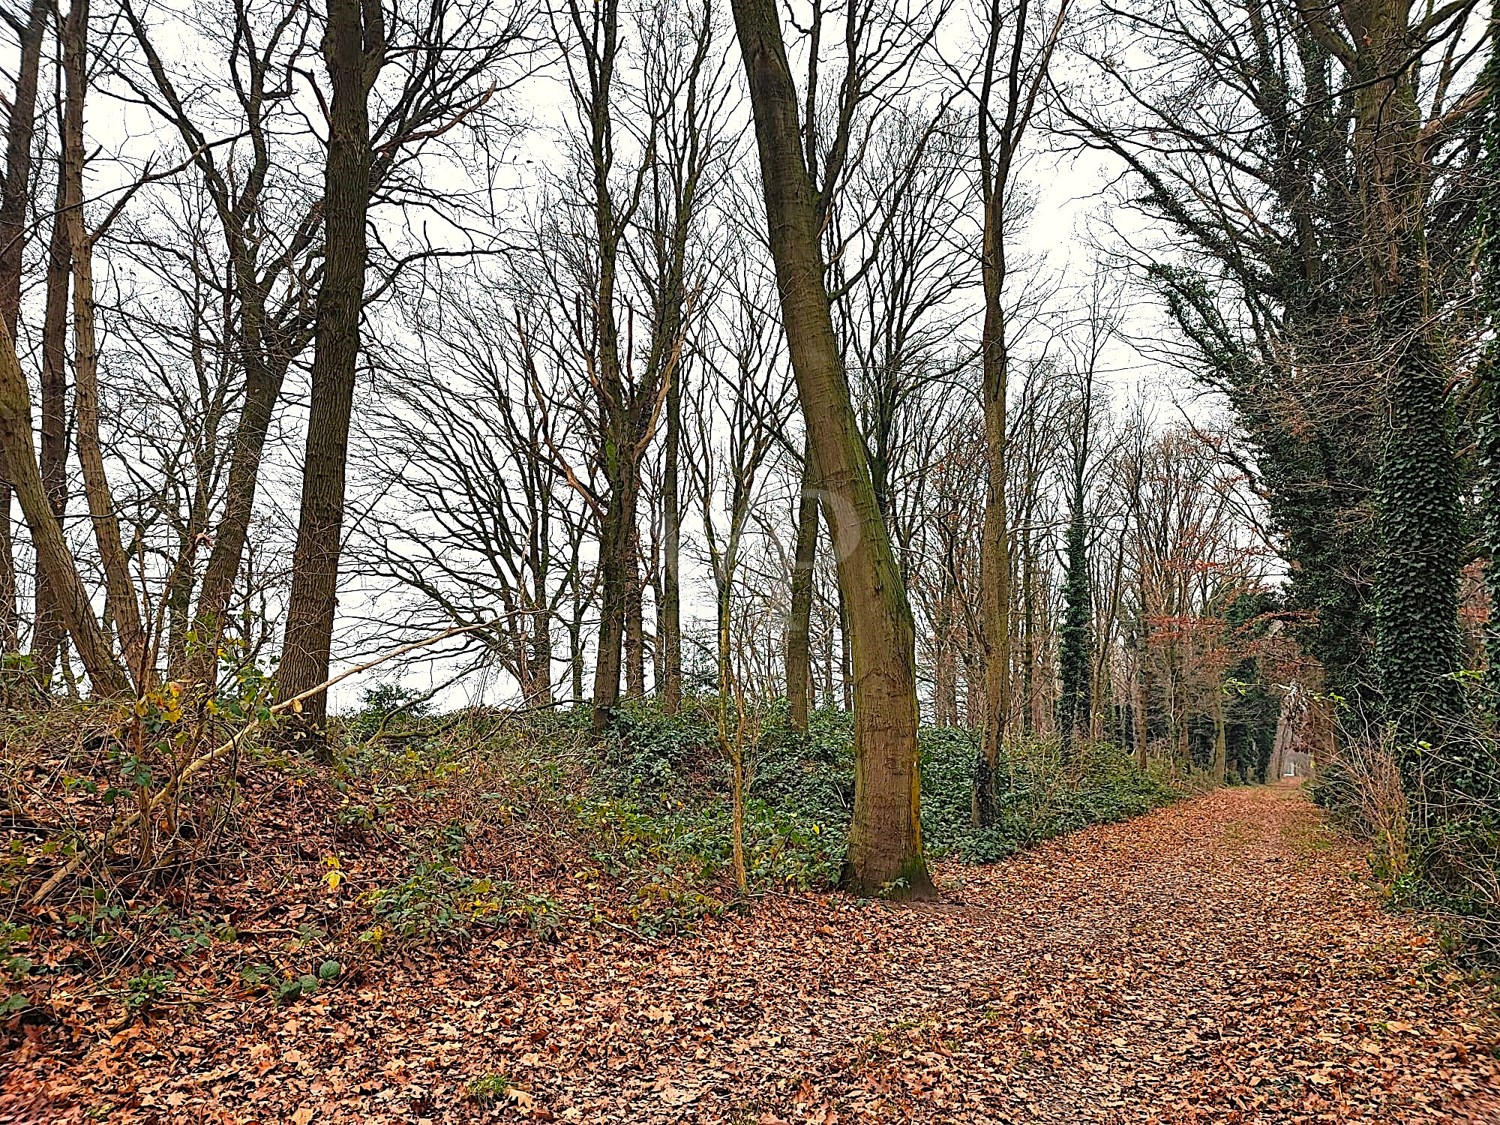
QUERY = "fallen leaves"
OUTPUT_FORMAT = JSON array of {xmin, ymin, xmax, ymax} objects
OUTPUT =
[{"xmin": 4, "ymin": 785, "xmax": 1498, "ymax": 1123}]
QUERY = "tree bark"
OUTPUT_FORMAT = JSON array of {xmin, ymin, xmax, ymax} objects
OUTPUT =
[
  {"xmin": 785, "ymin": 435, "xmax": 818, "ymax": 731},
  {"xmin": 660, "ymin": 359, "xmax": 683, "ymax": 714},
  {"xmin": 729, "ymin": 0, "xmax": 932, "ymax": 898},
  {"xmin": 592, "ymin": 456, "xmax": 634, "ymax": 730},
  {"xmin": 31, "ymin": 160, "xmax": 72, "ymax": 682},
  {"xmin": 0, "ymin": 0, "xmax": 44, "ymax": 339},
  {"xmin": 624, "ymin": 539, "xmax": 646, "ymax": 698},
  {"xmin": 975, "ymin": 195, "xmax": 1011, "ymax": 821},
  {"xmin": 62, "ymin": 0, "xmax": 149, "ymax": 686},
  {"xmin": 277, "ymin": 0, "xmax": 383, "ymax": 745},
  {"xmin": 1480, "ymin": 10, "xmax": 1500, "ymax": 707},
  {"xmin": 0, "ymin": 315, "xmax": 128, "ymax": 696},
  {"xmin": 0, "ymin": 0, "xmax": 47, "ymax": 655}
]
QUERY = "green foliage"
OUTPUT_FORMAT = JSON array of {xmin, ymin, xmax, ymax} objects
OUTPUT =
[
  {"xmin": 588, "ymin": 700, "xmax": 1180, "ymax": 888},
  {"xmin": 464, "ymin": 1072, "xmax": 513, "ymax": 1106},
  {"xmin": 1055, "ymin": 506, "xmax": 1093, "ymax": 749},
  {"xmin": 1373, "ymin": 330, "xmax": 1464, "ymax": 736},
  {"xmin": 358, "ymin": 824, "xmax": 566, "ymax": 948},
  {"xmin": 599, "ymin": 698, "xmax": 719, "ymax": 794},
  {"xmin": 923, "ymin": 733, "xmax": 1179, "ymax": 863},
  {"xmin": 122, "ymin": 969, "xmax": 175, "ymax": 1014},
  {"xmin": 0, "ymin": 922, "xmax": 33, "ymax": 1015}
]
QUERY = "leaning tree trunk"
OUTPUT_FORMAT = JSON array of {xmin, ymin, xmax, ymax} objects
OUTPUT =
[
  {"xmin": 61, "ymin": 0, "xmax": 148, "ymax": 686},
  {"xmin": 729, "ymin": 0, "xmax": 932, "ymax": 898},
  {"xmin": 277, "ymin": 0, "xmax": 382, "ymax": 747},
  {"xmin": 0, "ymin": 316, "xmax": 128, "ymax": 696},
  {"xmin": 785, "ymin": 436, "xmax": 819, "ymax": 732},
  {"xmin": 188, "ymin": 347, "xmax": 296, "ymax": 685}
]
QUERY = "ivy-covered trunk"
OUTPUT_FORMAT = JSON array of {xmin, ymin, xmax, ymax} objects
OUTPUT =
[
  {"xmin": 1478, "ymin": 7, "xmax": 1500, "ymax": 709},
  {"xmin": 1297, "ymin": 2, "xmax": 1462, "ymax": 745},
  {"xmin": 1350, "ymin": 9, "xmax": 1459, "ymax": 740},
  {"xmin": 1056, "ymin": 501, "xmax": 1093, "ymax": 757}
]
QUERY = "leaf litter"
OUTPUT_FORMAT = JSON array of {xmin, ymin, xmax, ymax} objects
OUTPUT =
[{"xmin": 4, "ymin": 783, "xmax": 1496, "ymax": 1123}]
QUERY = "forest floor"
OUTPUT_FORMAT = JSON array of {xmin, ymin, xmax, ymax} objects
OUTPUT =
[{"xmin": 5, "ymin": 782, "xmax": 1499, "ymax": 1124}]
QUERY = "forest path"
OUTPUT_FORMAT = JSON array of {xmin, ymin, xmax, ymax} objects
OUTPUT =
[{"xmin": 12, "ymin": 784, "xmax": 1500, "ymax": 1124}]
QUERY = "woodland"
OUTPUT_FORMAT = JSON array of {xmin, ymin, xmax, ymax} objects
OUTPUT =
[{"xmin": 2, "ymin": 0, "xmax": 1500, "ymax": 1121}]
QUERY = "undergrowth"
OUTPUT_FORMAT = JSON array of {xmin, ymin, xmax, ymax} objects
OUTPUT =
[{"xmin": 1, "ymin": 690, "xmax": 1184, "ymax": 1032}]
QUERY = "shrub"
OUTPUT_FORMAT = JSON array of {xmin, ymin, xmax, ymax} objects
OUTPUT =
[{"xmin": 587, "ymin": 699, "xmax": 1181, "ymax": 888}]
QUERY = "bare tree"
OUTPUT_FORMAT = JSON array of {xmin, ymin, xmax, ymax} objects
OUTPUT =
[
  {"xmin": 729, "ymin": 0, "xmax": 940, "ymax": 896},
  {"xmin": 278, "ymin": 0, "xmax": 527, "ymax": 744},
  {"xmin": 0, "ymin": 0, "xmax": 47, "ymax": 653}
]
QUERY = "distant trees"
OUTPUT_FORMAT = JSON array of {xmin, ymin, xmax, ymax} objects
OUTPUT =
[{"xmin": 1064, "ymin": 0, "xmax": 1488, "ymax": 746}]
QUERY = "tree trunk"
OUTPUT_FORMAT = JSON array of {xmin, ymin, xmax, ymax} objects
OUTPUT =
[
  {"xmin": 591, "ymin": 455, "xmax": 635, "ymax": 731},
  {"xmin": 624, "ymin": 538, "xmax": 646, "ymax": 698},
  {"xmin": 188, "ymin": 349, "xmax": 296, "ymax": 684},
  {"xmin": 31, "ymin": 163, "xmax": 72, "ymax": 683},
  {"xmin": 660, "ymin": 364, "xmax": 683, "ymax": 714},
  {"xmin": 30, "ymin": 162, "xmax": 72, "ymax": 684},
  {"xmin": 1134, "ymin": 639, "xmax": 1150, "ymax": 771},
  {"xmin": 569, "ymin": 583, "xmax": 586, "ymax": 703},
  {"xmin": 729, "ymin": 0, "xmax": 932, "ymax": 898},
  {"xmin": 62, "ymin": 0, "xmax": 148, "ymax": 686},
  {"xmin": 785, "ymin": 435, "xmax": 818, "ymax": 731},
  {"xmin": 0, "ymin": 317, "xmax": 128, "ymax": 696},
  {"xmin": 975, "ymin": 178, "xmax": 1011, "ymax": 824},
  {"xmin": 277, "ymin": 0, "xmax": 383, "ymax": 747},
  {"xmin": 1056, "ymin": 497, "xmax": 1093, "ymax": 760},
  {"xmin": 0, "ymin": 0, "xmax": 47, "ymax": 654},
  {"xmin": 1211, "ymin": 675, "xmax": 1228, "ymax": 785},
  {"xmin": 933, "ymin": 598, "xmax": 957, "ymax": 727},
  {"xmin": 1481, "ymin": 18, "xmax": 1500, "ymax": 707}
]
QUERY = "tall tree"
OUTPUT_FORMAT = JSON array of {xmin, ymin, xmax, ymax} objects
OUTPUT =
[
  {"xmin": 61, "ymin": 0, "xmax": 151, "ymax": 686},
  {"xmin": 1056, "ymin": 281, "xmax": 1114, "ymax": 755},
  {"xmin": 1295, "ymin": 0, "xmax": 1473, "ymax": 738},
  {"xmin": 1479, "ymin": 0, "xmax": 1500, "ymax": 707},
  {"xmin": 120, "ymin": 0, "xmax": 322, "ymax": 687},
  {"xmin": 729, "ymin": 0, "xmax": 934, "ymax": 896},
  {"xmin": 0, "ymin": 0, "xmax": 47, "ymax": 654},
  {"xmin": 276, "ymin": 0, "xmax": 384, "ymax": 742},
  {"xmin": 971, "ymin": 0, "xmax": 1068, "ymax": 822}
]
